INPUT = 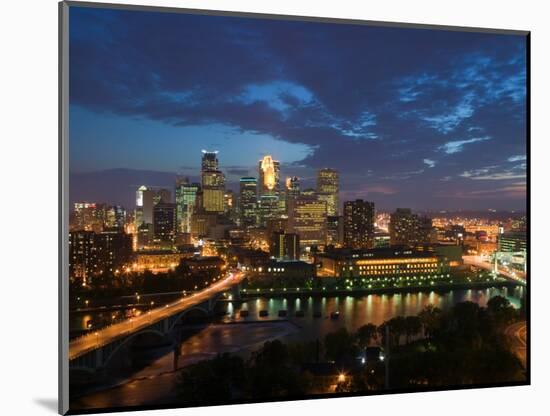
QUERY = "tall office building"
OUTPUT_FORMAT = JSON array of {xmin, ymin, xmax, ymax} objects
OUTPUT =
[
  {"xmin": 389, "ymin": 208, "xmax": 433, "ymax": 248},
  {"xmin": 317, "ymin": 168, "xmax": 339, "ymax": 216},
  {"xmin": 201, "ymin": 150, "xmax": 225, "ymax": 213},
  {"xmin": 69, "ymin": 229, "xmax": 132, "ymax": 283},
  {"xmin": 105, "ymin": 205, "xmax": 126, "ymax": 229},
  {"xmin": 153, "ymin": 189, "xmax": 172, "ymax": 205},
  {"xmin": 175, "ymin": 177, "xmax": 199, "ymax": 233},
  {"xmin": 135, "ymin": 185, "xmax": 161, "ymax": 226},
  {"xmin": 72, "ymin": 202, "xmax": 105, "ymax": 232},
  {"xmin": 258, "ymin": 194, "xmax": 281, "ymax": 227},
  {"xmin": 239, "ymin": 177, "xmax": 257, "ymax": 227},
  {"xmin": 153, "ymin": 202, "xmax": 177, "ymax": 245},
  {"xmin": 286, "ymin": 176, "xmax": 300, "ymax": 198},
  {"xmin": 343, "ymin": 199, "xmax": 375, "ymax": 249},
  {"xmin": 258, "ymin": 155, "xmax": 281, "ymax": 196},
  {"xmin": 69, "ymin": 231, "xmax": 99, "ymax": 283},
  {"xmin": 285, "ymin": 176, "xmax": 300, "ymax": 214},
  {"xmin": 326, "ymin": 215, "xmax": 344, "ymax": 247},
  {"xmin": 288, "ymin": 195, "xmax": 327, "ymax": 249},
  {"xmin": 224, "ymin": 190, "xmax": 235, "ymax": 219},
  {"xmin": 270, "ymin": 231, "xmax": 300, "ymax": 260}
]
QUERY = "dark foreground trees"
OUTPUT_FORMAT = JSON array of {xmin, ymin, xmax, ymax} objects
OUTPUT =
[
  {"xmin": 176, "ymin": 340, "xmax": 310, "ymax": 404},
  {"xmin": 175, "ymin": 296, "xmax": 525, "ymax": 403}
]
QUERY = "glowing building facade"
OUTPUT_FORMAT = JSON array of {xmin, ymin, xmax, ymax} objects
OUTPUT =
[
  {"xmin": 389, "ymin": 208, "xmax": 433, "ymax": 248},
  {"xmin": 201, "ymin": 150, "xmax": 225, "ymax": 213},
  {"xmin": 317, "ymin": 168, "xmax": 339, "ymax": 216},
  {"xmin": 258, "ymin": 155, "xmax": 280, "ymax": 196},
  {"xmin": 343, "ymin": 199, "xmax": 375, "ymax": 249},
  {"xmin": 153, "ymin": 202, "xmax": 177, "ymax": 246},
  {"xmin": 175, "ymin": 177, "xmax": 199, "ymax": 233},
  {"xmin": 288, "ymin": 195, "xmax": 327, "ymax": 249},
  {"xmin": 239, "ymin": 177, "xmax": 258, "ymax": 227}
]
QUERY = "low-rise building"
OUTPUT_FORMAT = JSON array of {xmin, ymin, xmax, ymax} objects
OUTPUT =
[
  {"xmin": 244, "ymin": 260, "xmax": 316, "ymax": 279},
  {"xmin": 316, "ymin": 247, "xmax": 447, "ymax": 278},
  {"xmin": 133, "ymin": 249, "xmax": 195, "ymax": 273}
]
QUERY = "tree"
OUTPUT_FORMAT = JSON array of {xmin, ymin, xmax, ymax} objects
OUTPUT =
[
  {"xmin": 404, "ymin": 316, "xmax": 422, "ymax": 344},
  {"xmin": 324, "ymin": 328, "xmax": 356, "ymax": 362},
  {"xmin": 418, "ymin": 305, "xmax": 442, "ymax": 340},
  {"xmin": 386, "ymin": 316, "xmax": 407, "ymax": 346},
  {"xmin": 246, "ymin": 340, "xmax": 304, "ymax": 398},
  {"xmin": 449, "ymin": 301, "xmax": 482, "ymax": 347},
  {"xmin": 356, "ymin": 323, "xmax": 378, "ymax": 349},
  {"xmin": 176, "ymin": 353, "xmax": 245, "ymax": 403},
  {"xmin": 487, "ymin": 295, "xmax": 517, "ymax": 330}
]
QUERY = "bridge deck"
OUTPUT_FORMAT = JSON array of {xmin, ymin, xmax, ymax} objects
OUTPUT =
[{"xmin": 69, "ymin": 272, "xmax": 243, "ymax": 361}]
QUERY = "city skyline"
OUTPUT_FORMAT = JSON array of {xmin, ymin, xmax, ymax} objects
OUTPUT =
[
  {"xmin": 64, "ymin": 5, "xmax": 528, "ymax": 413},
  {"xmin": 70, "ymin": 148, "xmax": 527, "ymax": 214},
  {"xmin": 69, "ymin": 7, "xmax": 527, "ymax": 211}
]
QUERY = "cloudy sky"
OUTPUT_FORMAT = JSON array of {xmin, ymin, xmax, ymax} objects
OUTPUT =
[{"xmin": 69, "ymin": 6, "xmax": 527, "ymax": 211}]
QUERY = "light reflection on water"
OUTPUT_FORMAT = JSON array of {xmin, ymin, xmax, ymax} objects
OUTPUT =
[
  {"xmin": 226, "ymin": 286, "xmax": 524, "ymax": 343},
  {"xmin": 70, "ymin": 286, "xmax": 524, "ymax": 334}
]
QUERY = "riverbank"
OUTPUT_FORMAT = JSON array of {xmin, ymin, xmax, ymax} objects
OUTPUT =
[{"xmin": 240, "ymin": 279, "xmax": 520, "ymax": 299}]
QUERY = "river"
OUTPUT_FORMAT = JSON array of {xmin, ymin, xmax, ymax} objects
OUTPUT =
[{"xmin": 70, "ymin": 285, "xmax": 524, "ymax": 410}]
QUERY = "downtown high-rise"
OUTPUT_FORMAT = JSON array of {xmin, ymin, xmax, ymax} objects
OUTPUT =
[
  {"xmin": 317, "ymin": 168, "xmax": 339, "ymax": 216},
  {"xmin": 258, "ymin": 155, "xmax": 281, "ymax": 196},
  {"xmin": 343, "ymin": 199, "xmax": 375, "ymax": 249},
  {"xmin": 239, "ymin": 177, "xmax": 258, "ymax": 227},
  {"xmin": 175, "ymin": 177, "xmax": 199, "ymax": 233},
  {"xmin": 201, "ymin": 150, "xmax": 225, "ymax": 213},
  {"xmin": 389, "ymin": 208, "xmax": 433, "ymax": 248}
]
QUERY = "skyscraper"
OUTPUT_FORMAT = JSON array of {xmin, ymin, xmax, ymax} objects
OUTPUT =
[
  {"xmin": 389, "ymin": 208, "xmax": 433, "ymax": 248},
  {"xmin": 201, "ymin": 150, "xmax": 225, "ymax": 213},
  {"xmin": 326, "ymin": 215, "xmax": 344, "ymax": 247},
  {"xmin": 258, "ymin": 155, "xmax": 280, "ymax": 196},
  {"xmin": 286, "ymin": 176, "xmax": 300, "ymax": 198},
  {"xmin": 224, "ymin": 190, "xmax": 235, "ymax": 219},
  {"xmin": 285, "ymin": 176, "xmax": 300, "ymax": 215},
  {"xmin": 239, "ymin": 177, "xmax": 257, "ymax": 227},
  {"xmin": 153, "ymin": 202, "xmax": 177, "ymax": 246},
  {"xmin": 69, "ymin": 229, "xmax": 132, "ymax": 283},
  {"xmin": 270, "ymin": 231, "xmax": 300, "ymax": 260},
  {"xmin": 153, "ymin": 189, "xmax": 172, "ymax": 205},
  {"xmin": 72, "ymin": 202, "xmax": 105, "ymax": 232},
  {"xmin": 105, "ymin": 205, "xmax": 126, "ymax": 229},
  {"xmin": 343, "ymin": 199, "xmax": 375, "ymax": 249},
  {"xmin": 288, "ymin": 195, "xmax": 327, "ymax": 249},
  {"xmin": 175, "ymin": 177, "xmax": 199, "ymax": 233},
  {"xmin": 135, "ymin": 186, "xmax": 162, "ymax": 226},
  {"xmin": 317, "ymin": 168, "xmax": 339, "ymax": 216},
  {"xmin": 258, "ymin": 194, "xmax": 280, "ymax": 226}
]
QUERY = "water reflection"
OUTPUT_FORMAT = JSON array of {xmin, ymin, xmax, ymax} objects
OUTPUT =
[
  {"xmin": 224, "ymin": 287, "xmax": 523, "ymax": 343},
  {"xmin": 70, "ymin": 287, "xmax": 524, "ymax": 333}
]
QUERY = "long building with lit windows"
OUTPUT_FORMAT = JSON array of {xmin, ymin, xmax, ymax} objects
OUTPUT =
[
  {"xmin": 201, "ymin": 150, "xmax": 225, "ymax": 213},
  {"xmin": 315, "ymin": 247, "xmax": 448, "ymax": 278}
]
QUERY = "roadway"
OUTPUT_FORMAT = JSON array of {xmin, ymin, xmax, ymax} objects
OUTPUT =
[
  {"xmin": 504, "ymin": 321, "xmax": 527, "ymax": 369},
  {"xmin": 462, "ymin": 255, "xmax": 526, "ymax": 284},
  {"xmin": 69, "ymin": 271, "xmax": 244, "ymax": 361}
]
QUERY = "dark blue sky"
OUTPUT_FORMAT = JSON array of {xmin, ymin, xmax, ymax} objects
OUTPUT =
[{"xmin": 69, "ymin": 6, "xmax": 527, "ymax": 211}]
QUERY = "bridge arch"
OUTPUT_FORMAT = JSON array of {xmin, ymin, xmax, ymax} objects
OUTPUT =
[
  {"xmin": 167, "ymin": 305, "xmax": 211, "ymax": 333},
  {"xmin": 102, "ymin": 328, "xmax": 166, "ymax": 369}
]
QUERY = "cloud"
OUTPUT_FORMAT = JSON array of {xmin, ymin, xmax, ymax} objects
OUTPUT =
[
  {"xmin": 421, "ymin": 94, "xmax": 475, "ymax": 134},
  {"xmin": 423, "ymin": 158, "xmax": 436, "ymax": 168},
  {"xmin": 508, "ymin": 154, "xmax": 526, "ymax": 162},
  {"xmin": 460, "ymin": 164, "xmax": 526, "ymax": 180},
  {"xmin": 68, "ymin": 7, "xmax": 527, "ymax": 210},
  {"xmin": 439, "ymin": 136, "xmax": 491, "ymax": 154}
]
